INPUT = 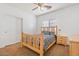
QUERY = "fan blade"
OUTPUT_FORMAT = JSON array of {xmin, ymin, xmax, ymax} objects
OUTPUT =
[
  {"xmin": 33, "ymin": 3, "xmax": 44, "ymax": 7},
  {"xmin": 32, "ymin": 7, "xmax": 38, "ymax": 11},
  {"xmin": 44, "ymin": 5, "xmax": 52, "ymax": 9},
  {"xmin": 33, "ymin": 3, "xmax": 38, "ymax": 5}
]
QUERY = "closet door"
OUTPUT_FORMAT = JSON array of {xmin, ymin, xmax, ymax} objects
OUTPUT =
[{"xmin": 0, "ymin": 15, "xmax": 21, "ymax": 47}]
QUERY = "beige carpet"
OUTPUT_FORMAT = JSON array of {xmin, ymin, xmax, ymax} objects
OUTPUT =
[{"xmin": 0, "ymin": 43, "xmax": 69, "ymax": 56}]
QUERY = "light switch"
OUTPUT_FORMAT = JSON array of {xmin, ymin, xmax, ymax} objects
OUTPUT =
[{"xmin": 59, "ymin": 29, "xmax": 61, "ymax": 31}]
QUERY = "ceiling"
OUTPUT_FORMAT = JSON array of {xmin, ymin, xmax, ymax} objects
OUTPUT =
[
  {"xmin": 32, "ymin": 3, "xmax": 75, "ymax": 16},
  {"xmin": 5, "ymin": 3, "xmax": 74, "ymax": 16}
]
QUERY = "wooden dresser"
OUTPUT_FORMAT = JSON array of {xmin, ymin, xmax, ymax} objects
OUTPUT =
[
  {"xmin": 70, "ymin": 37, "xmax": 79, "ymax": 56},
  {"xmin": 57, "ymin": 36, "xmax": 68, "ymax": 46}
]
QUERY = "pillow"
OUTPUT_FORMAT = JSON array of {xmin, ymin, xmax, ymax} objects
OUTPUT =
[
  {"xmin": 49, "ymin": 32, "xmax": 55, "ymax": 35},
  {"xmin": 43, "ymin": 31, "xmax": 55, "ymax": 35},
  {"xmin": 43, "ymin": 31, "xmax": 49, "ymax": 35}
]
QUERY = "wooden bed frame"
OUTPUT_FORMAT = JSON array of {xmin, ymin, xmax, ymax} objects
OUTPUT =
[{"xmin": 21, "ymin": 25, "xmax": 58, "ymax": 56}]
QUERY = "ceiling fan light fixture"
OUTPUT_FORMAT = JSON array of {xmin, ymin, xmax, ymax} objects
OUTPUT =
[{"xmin": 32, "ymin": 3, "xmax": 52, "ymax": 11}]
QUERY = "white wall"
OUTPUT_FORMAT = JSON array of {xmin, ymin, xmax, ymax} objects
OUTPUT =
[
  {"xmin": 22, "ymin": 12, "xmax": 36, "ymax": 34},
  {"xmin": 0, "ymin": 15, "xmax": 21, "ymax": 47},
  {"xmin": 36, "ymin": 4, "xmax": 79, "ymax": 39},
  {"xmin": 0, "ymin": 4, "xmax": 36, "ymax": 48}
]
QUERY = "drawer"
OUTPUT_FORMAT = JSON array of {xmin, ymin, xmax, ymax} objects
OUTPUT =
[
  {"xmin": 58, "ymin": 36, "xmax": 67, "ymax": 39},
  {"xmin": 57, "ymin": 39, "xmax": 66, "ymax": 45},
  {"xmin": 58, "ymin": 39, "xmax": 63, "ymax": 41},
  {"xmin": 57, "ymin": 40, "xmax": 62, "ymax": 44}
]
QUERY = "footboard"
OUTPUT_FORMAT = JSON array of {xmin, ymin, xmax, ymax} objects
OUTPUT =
[{"xmin": 21, "ymin": 33, "xmax": 44, "ymax": 56}]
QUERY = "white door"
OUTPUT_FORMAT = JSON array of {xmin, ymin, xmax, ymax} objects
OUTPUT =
[{"xmin": 0, "ymin": 15, "xmax": 21, "ymax": 47}]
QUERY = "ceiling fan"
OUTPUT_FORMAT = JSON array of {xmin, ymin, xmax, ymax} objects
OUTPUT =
[{"xmin": 32, "ymin": 3, "xmax": 52, "ymax": 11}]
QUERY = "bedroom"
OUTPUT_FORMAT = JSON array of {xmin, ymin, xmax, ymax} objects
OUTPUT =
[{"xmin": 0, "ymin": 3, "xmax": 79, "ymax": 56}]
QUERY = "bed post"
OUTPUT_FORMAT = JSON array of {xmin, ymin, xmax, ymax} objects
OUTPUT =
[{"xmin": 40, "ymin": 33, "xmax": 44, "ymax": 56}]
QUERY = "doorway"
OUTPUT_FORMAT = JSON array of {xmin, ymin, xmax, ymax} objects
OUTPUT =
[{"xmin": 0, "ymin": 15, "xmax": 22, "ymax": 47}]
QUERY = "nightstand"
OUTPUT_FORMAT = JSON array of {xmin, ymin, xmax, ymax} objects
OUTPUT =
[{"xmin": 57, "ymin": 36, "xmax": 68, "ymax": 46}]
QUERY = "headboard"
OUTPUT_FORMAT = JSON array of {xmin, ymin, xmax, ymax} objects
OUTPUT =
[{"xmin": 41, "ymin": 25, "xmax": 58, "ymax": 36}]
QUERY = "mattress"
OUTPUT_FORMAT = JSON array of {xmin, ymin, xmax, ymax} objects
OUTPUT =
[
  {"xmin": 43, "ymin": 35, "xmax": 55, "ymax": 50},
  {"xmin": 36, "ymin": 32, "xmax": 56, "ymax": 50}
]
